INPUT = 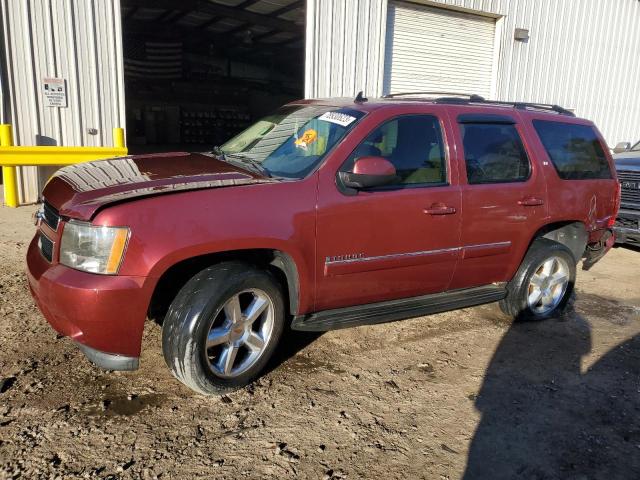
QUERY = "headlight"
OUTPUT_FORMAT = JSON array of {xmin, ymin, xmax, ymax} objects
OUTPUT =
[{"xmin": 60, "ymin": 221, "xmax": 130, "ymax": 275}]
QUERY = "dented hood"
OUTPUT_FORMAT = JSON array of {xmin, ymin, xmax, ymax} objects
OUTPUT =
[{"xmin": 43, "ymin": 152, "xmax": 275, "ymax": 220}]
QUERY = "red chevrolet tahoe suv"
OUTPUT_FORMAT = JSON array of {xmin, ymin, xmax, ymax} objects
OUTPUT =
[{"xmin": 26, "ymin": 93, "xmax": 619, "ymax": 395}]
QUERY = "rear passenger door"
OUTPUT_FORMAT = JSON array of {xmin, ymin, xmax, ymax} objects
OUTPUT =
[{"xmin": 449, "ymin": 111, "xmax": 548, "ymax": 290}]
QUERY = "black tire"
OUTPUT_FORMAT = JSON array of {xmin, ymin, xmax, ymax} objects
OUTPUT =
[
  {"xmin": 162, "ymin": 261, "xmax": 285, "ymax": 395},
  {"xmin": 499, "ymin": 238, "xmax": 576, "ymax": 321}
]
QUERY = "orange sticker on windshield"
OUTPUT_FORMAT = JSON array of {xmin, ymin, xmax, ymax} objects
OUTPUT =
[{"xmin": 295, "ymin": 129, "xmax": 318, "ymax": 149}]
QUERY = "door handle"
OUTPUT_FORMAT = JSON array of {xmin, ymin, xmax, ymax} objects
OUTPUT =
[
  {"xmin": 518, "ymin": 197, "xmax": 544, "ymax": 207},
  {"xmin": 424, "ymin": 203, "xmax": 457, "ymax": 215}
]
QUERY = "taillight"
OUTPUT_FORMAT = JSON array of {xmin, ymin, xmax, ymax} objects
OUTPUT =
[{"xmin": 607, "ymin": 181, "xmax": 621, "ymax": 228}]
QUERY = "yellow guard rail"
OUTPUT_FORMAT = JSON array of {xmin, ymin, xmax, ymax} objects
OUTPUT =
[{"xmin": 0, "ymin": 124, "xmax": 127, "ymax": 207}]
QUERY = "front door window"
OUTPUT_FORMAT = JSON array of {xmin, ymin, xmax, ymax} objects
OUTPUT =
[{"xmin": 342, "ymin": 114, "xmax": 447, "ymax": 187}]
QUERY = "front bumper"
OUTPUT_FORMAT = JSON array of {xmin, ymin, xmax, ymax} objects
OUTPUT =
[
  {"xmin": 76, "ymin": 342, "xmax": 139, "ymax": 371},
  {"xmin": 614, "ymin": 208, "xmax": 640, "ymax": 245},
  {"xmin": 26, "ymin": 234, "xmax": 152, "ymax": 369}
]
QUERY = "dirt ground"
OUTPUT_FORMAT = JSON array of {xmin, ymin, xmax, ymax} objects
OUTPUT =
[{"xmin": 0, "ymin": 204, "xmax": 639, "ymax": 480}]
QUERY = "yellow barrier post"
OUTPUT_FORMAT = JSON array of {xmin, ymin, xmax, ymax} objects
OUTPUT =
[
  {"xmin": 0, "ymin": 124, "xmax": 19, "ymax": 208},
  {"xmin": 113, "ymin": 127, "xmax": 125, "ymax": 149},
  {"xmin": 0, "ymin": 127, "xmax": 127, "ymax": 207}
]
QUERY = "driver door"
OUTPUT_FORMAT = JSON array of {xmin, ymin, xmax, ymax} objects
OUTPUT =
[{"xmin": 314, "ymin": 113, "xmax": 462, "ymax": 311}]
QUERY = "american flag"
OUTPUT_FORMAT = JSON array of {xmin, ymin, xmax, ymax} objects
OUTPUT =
[{"xmin": 124, "ymin": 38, "xmax": 183, "ymax": 80}]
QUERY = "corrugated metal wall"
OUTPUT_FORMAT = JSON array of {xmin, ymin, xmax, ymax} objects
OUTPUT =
[
  {"xmin": 305, "ymin": 0, "xmax": 388, "ymax": 98},
  {"xmin": 0, "ymin": 0, "xmax": 125, "ymax": 204},
  {"xmin": 306, "ymin": 0, "xmax": 640, "ymax": 146},
  {"xmin": 0, "ymin": 32, "xmax": 7, "ymax": 125}
]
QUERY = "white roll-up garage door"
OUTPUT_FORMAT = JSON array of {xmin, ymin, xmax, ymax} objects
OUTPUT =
[{"xmin": 383, "ymin": 1, "xmax": 497, "ymax": 98}]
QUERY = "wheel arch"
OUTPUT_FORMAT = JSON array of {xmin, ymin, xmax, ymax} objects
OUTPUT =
[
  {"xmin": 529, "ymin": 220, "xmax": 588, "ymax": 263},
  {"xmin": 147, "ymin": 248, "xmax": 302, "ymax": 324}
]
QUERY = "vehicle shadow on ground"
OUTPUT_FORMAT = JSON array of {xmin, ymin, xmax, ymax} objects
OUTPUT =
[
  {"xmin": 463, "ymin": 307, "xmax": 640, "ymax": 479},
  {"xmin": 261, "ymin": 328, "xmax": 324, "ymax": 378}
]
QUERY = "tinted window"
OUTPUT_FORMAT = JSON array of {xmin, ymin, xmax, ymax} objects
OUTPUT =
[
  {"xmin": 460, "ymin": 124, "xmax": 530, "ymax": 184},
  {"xmin": 343, "ymin": 115, "xmax": 446, "ymax": 186},
  {"xmin": 533, "ymin": 120, "xmax": 612, "ymax": 180}
]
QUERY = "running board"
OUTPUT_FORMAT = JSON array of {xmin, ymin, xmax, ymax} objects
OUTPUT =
[{"xmin": 291, "ymin": 284, "xmax": 507, "ymax": 332}]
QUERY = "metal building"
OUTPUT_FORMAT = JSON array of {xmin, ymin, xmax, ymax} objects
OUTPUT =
[
  {"xmin": 0, "ymin": 0, "xmax": 126, "ymax": 203},
  {"xmin": 306, "ymin": 0, "xmax": 640, "ymax": 146},
  {"xmin": 1, "ymin": 0, "xmax": 639, "ymax": 204}
]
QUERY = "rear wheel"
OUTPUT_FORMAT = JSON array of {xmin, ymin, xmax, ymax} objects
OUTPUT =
[
  {"xmin": 162, "ymin": 262, "xmax": 285, "ymax": 395},
  {"xmin": 499, "ymin": 238, "xmax": 576, "ymax": 321}
]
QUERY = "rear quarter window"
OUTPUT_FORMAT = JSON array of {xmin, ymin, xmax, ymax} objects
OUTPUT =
[{"xmin": 533, "ymin": 120, "xmax": 612, "ymax": 180}]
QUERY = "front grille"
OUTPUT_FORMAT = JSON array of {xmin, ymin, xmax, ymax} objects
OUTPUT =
[
  {"xmin": 618, "ymin": 170, "xmax": 640, "ymax": 182},
  {"xmin": 42, "ymin": 201, "xmax": 60, "ymax": 231},
  {"xmin": 621, "ymin": 190, "xmax": 640, "ymax": 204},
  {"xmin": 615, "ymin": 216, "xmax": 639, "ymax": 230},
  {"xmin": 618, "ymin": 170, "xmax": 640, "ymax": 206},
  {"xmin": 39, "ymin": 234, "xmax": 54, "ymax": 262}
]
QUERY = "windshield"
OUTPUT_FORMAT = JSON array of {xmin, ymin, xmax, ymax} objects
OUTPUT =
[
  {"xmin": 220, "ymin": 105, "xmax": 365, "ymax": 178},
  {"xmin": 631, "ymin": 140, "xmax": 640, "ymax": 151}
]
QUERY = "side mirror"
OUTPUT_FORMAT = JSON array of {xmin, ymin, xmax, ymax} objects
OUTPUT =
[
  {"xmin": 339, "ymin": 156, "xmax": 397, "ymax": 189},
  {"xmin": 613, "ymin": 142, "xmax": 631, "ymax": 154}
]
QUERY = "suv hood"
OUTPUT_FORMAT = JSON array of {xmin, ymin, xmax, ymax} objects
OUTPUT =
[
  {"xmin": 43, "ymin": 152, "xmax": 275, "ymax": 220},
  {"xmin": 614, "ymin": 154, "xmax": 640, "ymax": 172}
]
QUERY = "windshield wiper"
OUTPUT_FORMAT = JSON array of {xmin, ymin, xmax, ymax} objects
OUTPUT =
[
  {"xmin": 225, "ymin": 153, "xmax": 271, "ymax": 178},
  {"xmin": 211, "ymin": 145, "xmax": 225, "ymax": 158},
  {"xmin": 209, "ymin": 147, "xmax": 272, "ymax": 178}
]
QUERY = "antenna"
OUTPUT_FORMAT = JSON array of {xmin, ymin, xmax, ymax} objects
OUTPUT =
[{"xmin": 354, "ymin": 91, "xmax": 368, "ymax": 104}]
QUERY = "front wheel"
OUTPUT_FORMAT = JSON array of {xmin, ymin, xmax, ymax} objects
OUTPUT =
[
  {"xmin": 162, "ymin": 262, "xmax": 285, "ymax": 395},
  {"xmin": 499, "ymin": 238, "xmax": 576, "ymax": 321}
]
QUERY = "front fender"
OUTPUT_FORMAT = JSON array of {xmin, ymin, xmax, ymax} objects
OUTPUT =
[{"xmin": 92, "ymin": 180, "xmax": 318, "ymax": 314}]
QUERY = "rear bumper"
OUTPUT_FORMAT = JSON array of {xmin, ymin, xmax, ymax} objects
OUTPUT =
[
  {"xmin": 583, "ymin": 229, "xmax": 616, "ymax": 270},
  {"xmin": 614, "ymin": 208, "xmax": 640, "ymax": 244},
  {"xmin": 26, "ymin": 234, "xmax": 153, "ymax": 368}
]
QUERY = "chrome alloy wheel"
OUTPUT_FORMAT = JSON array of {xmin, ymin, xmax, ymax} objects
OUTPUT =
[
  {"xmin": 205, "ymin": 289, "xmax": 275, "ymax": 378},
  {"xmin": 527, "ymin": 255, "xmax": 570, "ymax": 315}
]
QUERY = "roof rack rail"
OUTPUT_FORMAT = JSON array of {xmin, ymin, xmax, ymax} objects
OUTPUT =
[
  {"xmin": 383, "ymin": 91, "xmax": 575, "ymax": 117},
  {"xmin": 434, "ymin": 98, "xmax": 575, "ymax": 116},
  {"xmin": 512, "ymin": 102, "xmax": 575, "ymax": 116},
  {"xmin": 383, "ymin": 91, "xmax": 486, "ymax": 102}
]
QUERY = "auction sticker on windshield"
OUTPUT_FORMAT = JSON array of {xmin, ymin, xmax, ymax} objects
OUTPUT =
[
  {"xmin": 319, "ymin": 111, "xmax": 357, "ymax": 127},
  {"xmin": 294, "ymin": 129, "xmax": 318, "ymax": 150}
]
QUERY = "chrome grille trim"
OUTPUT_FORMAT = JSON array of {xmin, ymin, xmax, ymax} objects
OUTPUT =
[
  {"xmin": 39, "ymin": 233, "xmax": 54, "ymax": 263},
  {"xmin": 618, "ymin": 170, "xmax": 640, "ymax": 181},
  {"xmin": 617, "ymin": 171, "xmax": 640, "ymax": 206},
  {"xmin": 42, "ymin": 201, "xmax": 60, "ymax": 231}
]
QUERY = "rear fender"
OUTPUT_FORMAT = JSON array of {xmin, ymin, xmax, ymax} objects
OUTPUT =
[{"xmin": 541, "ymin": 222, "xmax": 588, "ymax": 264}]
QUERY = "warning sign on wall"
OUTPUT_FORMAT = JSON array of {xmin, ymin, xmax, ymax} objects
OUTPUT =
[{"xmin": 42, "ymin": 78, "xmax": 67, "ymax": 107}]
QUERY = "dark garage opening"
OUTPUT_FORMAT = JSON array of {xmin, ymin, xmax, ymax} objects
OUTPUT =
[{"xmin": 121, "ymin": 0, "xmax": 305, "ymax": 154}]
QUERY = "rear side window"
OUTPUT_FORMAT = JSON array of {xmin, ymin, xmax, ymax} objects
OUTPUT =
[
  {"xmin": 533, "ymin": 120, "xmax": 612, "ymax": 180},
  {"xmin": 460, "ymin": 123, "xmax": 531, "ymax": 184}
]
